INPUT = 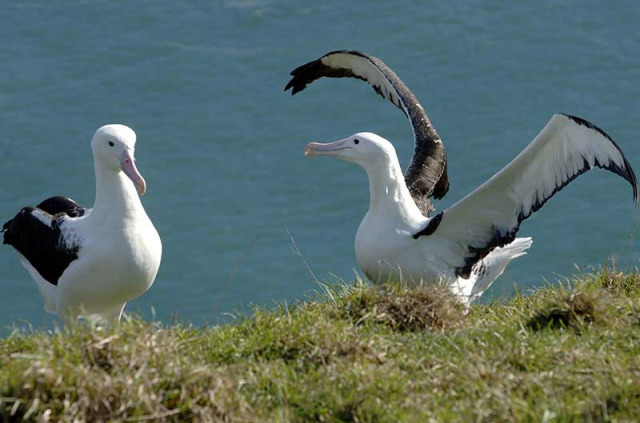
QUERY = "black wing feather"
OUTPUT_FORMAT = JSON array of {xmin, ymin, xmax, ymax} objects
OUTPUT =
[
  {"xmin": 37, "ymin": 196, "xmax": 88, "ymax": 217},
  {"xmin": 3, "ymin": 197, "xmax": 85, "ymax": 286},
  {"xmin": 285, "ymin": 50, "xmax": 449, "ymax": 214}
]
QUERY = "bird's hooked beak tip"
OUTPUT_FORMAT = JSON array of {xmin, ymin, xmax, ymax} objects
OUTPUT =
[
  {"xmin": 304, "ymin": 142, "xmax": 317, "ymax": 157},
  {"xmin": 120, "ymin": 150, "xmax": 147, "ymax": 196}
]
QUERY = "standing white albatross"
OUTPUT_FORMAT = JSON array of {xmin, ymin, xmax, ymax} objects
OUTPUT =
[
  {"xmin": 2, "ymin": 125, "xmax": 162, "ymax": 322},
  {"xmin": 286, "ymin": 52, "xmax": 638, "ymax": 303},
  {"xmin": 303, "ymin": 119, "xmax": 637, "ymax": 302}
]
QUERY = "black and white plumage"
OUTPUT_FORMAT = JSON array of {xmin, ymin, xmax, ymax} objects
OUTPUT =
[
  {"xmin": 2, "ymin": 125, "xmax": 162, "ymax": 322},
  {"xmin": 286, "ymin": 50, "xmax": 448, "ymax": 215},
  {"xmin": 304, "ymin": 114, "xmax": 637, "ymax": 302},
  {"xmin": 421, "ymin": 114, "xmax": 637, "ymax": 280},
  {"xmin": 3, "ymin": 197, "xmax": 87, "ymax": 287}
]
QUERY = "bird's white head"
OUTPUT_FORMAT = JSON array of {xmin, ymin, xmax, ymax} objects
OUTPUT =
[
  {"xmin": 91, "ymin": 124, "xmax": 146, "ymax": 195},
  {"xmin": 304, "ymin": 132, "xmax": 397, "ymax": 171}
]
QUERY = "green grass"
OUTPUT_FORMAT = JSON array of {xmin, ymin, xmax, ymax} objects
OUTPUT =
[{"xmin": 1, "ymin": 268, "xmax": 640, "ymax": 422}]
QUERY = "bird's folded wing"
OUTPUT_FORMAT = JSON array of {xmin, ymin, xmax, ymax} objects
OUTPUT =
[
  {"xmin": 3, "ymin": 207, "xmax": 82, "ymax": 285},
  {"xmin": 36, "ymin": 196, "xmax": 88, "ymax": 218}
]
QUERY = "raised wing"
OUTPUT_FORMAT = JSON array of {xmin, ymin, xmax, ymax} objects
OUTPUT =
[
  {"xmin": 285, "ymin": 50, "xmax": 449, "ymax": 212},
  {"xmin": 415, "ymin": 114, "xmax": 638, "ymax": 278},
  {"xmin": 3, "ymin": 199, "xmax": 85, "ymax": 285}
]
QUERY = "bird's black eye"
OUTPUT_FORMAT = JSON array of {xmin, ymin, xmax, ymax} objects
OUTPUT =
[
  {"xmin": 354, "ymin": 139, "xmax": 360, "ymax": 145},
  {"xmin": 108, "ymin": 141, "xmax": 115, "ymax": 147}
]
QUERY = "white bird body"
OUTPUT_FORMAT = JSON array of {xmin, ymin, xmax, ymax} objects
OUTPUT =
[
  {"xmin": 55, "ymin": 189, "xmax": 161, "ymax": 319},
  {"xmin": 353, "ymin": 152, "xmax": 440, "ymax": 283},
  {"xmin": 306, "ymin": 115, "xmax": 637, "ymax": 303},
  {"xmin": 3, "ymin": 125, "xmax": 162, "ymax": 323},
  {"xmin": 356, "ymin": 215, "xmax": 450, "ymax": 286},
  {"xmin": 352, "ymin": 137, "xmax": 531, "ymax": 295}
]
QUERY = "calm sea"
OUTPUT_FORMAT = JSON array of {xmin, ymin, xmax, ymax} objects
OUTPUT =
[{"xmin": 1, "ymin": 0, "xmax": 638, "ymax": 332}]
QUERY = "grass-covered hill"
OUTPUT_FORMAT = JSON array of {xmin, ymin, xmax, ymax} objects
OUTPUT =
[{"xmin": 1, "ymin": 268, "xmax": 639, "ymax": 422}]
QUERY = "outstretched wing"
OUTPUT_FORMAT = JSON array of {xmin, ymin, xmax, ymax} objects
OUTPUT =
[
  {"xmin": 285, "ymin": 50, "xmax": 448, "ymax": 212},
  {"xmin": 414, "ymin": 114, "xmax": 637, "ymax": 278},
  {"xmin": 3, "ymin": 198, "xmax": 86, "ymax": 285}
]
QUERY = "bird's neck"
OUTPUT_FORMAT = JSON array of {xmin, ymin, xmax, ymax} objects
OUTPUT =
[
  {"xmin": 91, "ymin": 159, "xmax": 144, "ymax": 222},
  {"xmin": 364, "ymin": 155, "xmax": 424, "ymax": 222}
]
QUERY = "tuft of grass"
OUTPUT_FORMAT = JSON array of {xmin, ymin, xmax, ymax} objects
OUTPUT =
[
  {"xmin": 526, "ymin": 290, "xmax": 603, "ymax": 331},
  {"xmin": 1, "ymin": 268, "xmax": 640, "ymax": 422},
  {"xmin": 0, "ymin": 321, "xmax": 255, "ymax": 422},
  {"xmin": 339, "ymin": 282, "xmax": 465, "ymax": 331},
  {"xmin": 596, "ymin": 265, "xmax": 640, "ymax": 296}
]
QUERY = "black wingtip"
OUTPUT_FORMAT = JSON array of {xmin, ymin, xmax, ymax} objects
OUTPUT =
[
  {"xmin": 630, "ymin": 166, "xmax": 638, "ymax": 203},
  {"xmin": 624, "ymin": 154, "xmax": 639, "ymax": 203},
  {"xmin": 284, "ymin": 78, "xmax": 293, "ymax": 92},
  {"xmin": 561, "ymin": 113, "xmax": 639, "ymax": 203},
  {"xmin": 283, "ymin": 81, "xmax": 304, "ymax": 95},
  {"xmin": 284, "ymin": 69, "xmax": 308, "ymax": 95},
  {"xmin": 284, "ymin": 50, "xmax": 372, "ymax": 97}
]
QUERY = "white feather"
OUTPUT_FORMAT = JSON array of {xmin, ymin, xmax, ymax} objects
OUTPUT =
[{"xmin": 321, "ymin": 53, "xmax": 406, "ymax": 115}]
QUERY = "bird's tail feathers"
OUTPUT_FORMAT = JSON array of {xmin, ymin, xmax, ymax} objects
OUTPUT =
[{"xmin": 453, "ymin": 237, "xmax": 533, "ymax": 304}]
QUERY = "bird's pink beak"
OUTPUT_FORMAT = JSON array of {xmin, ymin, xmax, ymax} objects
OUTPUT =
[
  {"xmin": 120, "ymin": 150, "xmax": 146, "ymax": 195},
  {"xmin": 304, "ymin": 139, "xmax": 350, "ymax": 157}
]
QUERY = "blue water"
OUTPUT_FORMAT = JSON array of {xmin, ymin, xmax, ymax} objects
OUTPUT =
[{"xmin": 1, "ymin": 1, "xmax": 638, "ymax": 332}]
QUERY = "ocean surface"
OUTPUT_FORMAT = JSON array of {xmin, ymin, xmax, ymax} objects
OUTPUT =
[{"xmin": 1, "ymin": 1, "xmax": 638, "ymax": 332}]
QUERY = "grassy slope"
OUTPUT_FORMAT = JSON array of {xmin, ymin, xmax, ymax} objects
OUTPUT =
[{"xmin": 1, "ymin": 269, "xmax": 639, "ymax": 422}]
